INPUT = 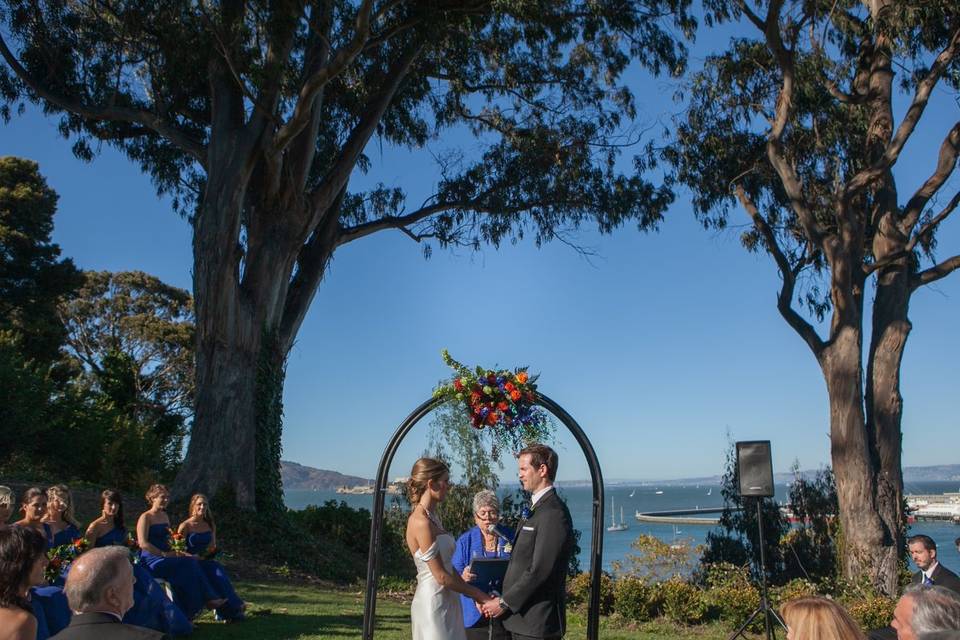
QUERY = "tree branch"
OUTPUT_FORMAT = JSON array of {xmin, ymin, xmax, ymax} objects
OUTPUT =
[
  {"xmin": 844, "ymin": 26, "xmax": 960, "ymax": 199},
  {"xmin": 337, "ymin": 200, "xmax": 467, "ymax": 246},
  {"xmin": 902, "ymin": 121, "xmax": 960, "ymax": 233},
  {"xmin": 271, "ymin": 0, "xmax": 378, "ymax": 154},
  {"xmin": 735, "ymin": 185, "xmax": 825, "ymax": 358},
  {"xmin": 0, "ymin": 32, "xmax": 206, "ymax": 166},
  {"xmin": 908, "ymin": 190, "xmax": 960, "ymax": 255},
  {"xmin": 912, "ymin": 254, "xmax": 960, "ymax": 290},
  {"xmin": 307, "ymin": 42, "xmax": 424, "ymax": 220}
]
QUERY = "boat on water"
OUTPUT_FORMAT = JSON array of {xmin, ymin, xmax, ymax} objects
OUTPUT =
[
  {"xmin": 629, "ymin": 489, "xmax": 636, "ymax": 498},
  {"xmin": 655, "ymin": 490, "xmax": 664, "ymax": 495},
  {"xmin": 607, "ymin": 498, "xmax": 629, "ymax": 532}
]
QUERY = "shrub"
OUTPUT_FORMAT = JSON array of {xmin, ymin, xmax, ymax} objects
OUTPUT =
[
  {"xmin": 613, "ymin": 577, "xmax": 658, "ymax": 622},
  {"xmin": 702, "ymin": 563, "xmax": 760, "ymax": 625},
  {"xmin": 567, "ymin": 571, "xmax": 613, "ymax": 614},
  {"xmin": 771, "ymin": 577, "xmax": 820, "ymax": 609},
  {"xmin": 846, "ymin": 595, "xmax": 896, "ymax": 631},
  {"xmin": 660, "ymin": 578, "xmax": 707, "ymax": 625}
]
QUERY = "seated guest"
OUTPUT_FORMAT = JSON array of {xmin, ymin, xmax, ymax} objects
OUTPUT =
[
  {"xmin": 781, "ymin": 596, "xmax": 866, "ymax": 640},
  {"xmin": 43, "ymin": 487, "xmax": 82, "ymax": 549},
  {"xmin": 176, "ymin": 494, "xmax": 244, "ymax": 621},
  {"xmin": 909, "ymin": 535, "xmax": 960, "ymax": 594},
  {"xmin": 136, "ymin": 484, "xmax": 224, "ymax": 620},
  {"xmin": 0, "ymin": 525, "xmax": 49, "ymax": 640},
  {"xmin": 0, "ymin": 486, "xmax": 15, "ymax": 524},
  {"xmin": 892, "ymin": 585, "xmax": 960, "ymax": 640},
  {"xmin": 87, "ymin": 491, "xmax": 191, "ymax": 636},
  {"xmin": 52, "ymin": 546, "xmax": 166, "ymax": 640},
  {"xmin": 14, "ymin": 488, "xmax": 51, "ymax": 546},
  {"xmin": 451, "ymin": 490, "xmax": 513, "ymax": 640}
]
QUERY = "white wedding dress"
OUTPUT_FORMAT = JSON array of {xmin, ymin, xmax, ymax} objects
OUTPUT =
[{"xmin": 411, "ymin": 533, "xmax": 466, "ymax": 640}]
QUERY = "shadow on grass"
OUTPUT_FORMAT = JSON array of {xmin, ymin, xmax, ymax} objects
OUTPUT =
[{"xmin": 195, "ymin": 611, "xmax": 410, "ymax": 639}]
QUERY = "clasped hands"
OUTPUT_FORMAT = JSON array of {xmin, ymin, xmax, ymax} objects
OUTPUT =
[{"xmin": 477, "ymin": 595, "xmax": 505, "ymax": 619}]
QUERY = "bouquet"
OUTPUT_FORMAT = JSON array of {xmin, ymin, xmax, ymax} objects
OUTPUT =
[
  {"xmin": 46, "ymin": 537, "xmax": 90, "ymax": 583},
  {"xmin": 433, "ymin": 350, "xmax": 553, "ymax": 457},
  {"xmin": 124, "ymin": 531, "xmax": 141, "ymax": 564},
  {"xmin": 167, "ymin": 528, "xmax": 187, "ymax": 554}
]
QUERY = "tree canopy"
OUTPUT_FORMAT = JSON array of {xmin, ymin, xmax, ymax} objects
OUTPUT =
[{"xmin": 0, "ymin": 0, "xmax": 696, "ymax": 509}]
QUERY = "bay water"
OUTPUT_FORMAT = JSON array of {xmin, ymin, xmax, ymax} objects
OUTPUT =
[{"xmin": 285, "ymin": 480, "xmax": 960, "ymax": 574}]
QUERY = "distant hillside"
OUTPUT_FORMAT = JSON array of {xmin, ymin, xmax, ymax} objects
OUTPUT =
[
  {"xmin": 604, "ymin": 464, "xmax": 960, "ymax": 486},
  {"xmin": 280, "ymin": 460, "xmax": 371, "ymax": 491},
  {"xmin": 903, "ymin": 465, "xmax": 960, "ymax": 483}
]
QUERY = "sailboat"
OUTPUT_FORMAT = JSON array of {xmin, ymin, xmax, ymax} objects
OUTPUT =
[
  {"xmin": 629, "ymin": 489, "xmax": 636, "ymax": 498},
  {"xmin": 707, "ymin": 487, "xmax": 712, "ymax": 496},
  {"xmin": 607, "ymin": 497, "xmax": 628, "ymax": 532}
]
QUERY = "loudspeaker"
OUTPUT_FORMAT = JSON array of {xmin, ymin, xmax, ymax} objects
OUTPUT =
[{"xmin": 736, "ymin": 440, "xmax": 774, "ymax": 497}]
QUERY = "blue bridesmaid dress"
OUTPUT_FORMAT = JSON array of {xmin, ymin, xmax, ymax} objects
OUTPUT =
[
  {"xmin": 21, "ymin": 523, "xmax": 70, "ymax": 639},
  {"xmin": 186, "ymin": 531, "xmax": 244, "ymax": 621},
  {"xmin": 95, "ymin": 527, "xmax": 193, "ymax": 635},
  {"xmin": 140, "ymin": 522, "xmax": 221, "ymax": 619},
  {"xmin": 49, "ymin": 523, "xmax": 81, "ymax": 548}
]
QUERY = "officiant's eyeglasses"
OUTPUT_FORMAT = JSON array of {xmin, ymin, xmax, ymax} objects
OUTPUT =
[{"xmin": 476, "ymin": 509, "xmax": 499, "ymax": 518}]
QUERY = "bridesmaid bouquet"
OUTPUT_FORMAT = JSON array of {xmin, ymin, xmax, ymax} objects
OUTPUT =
[
  {"xmin": 46, "ymin": 537, "xmax": 90, "ymax": 583},
  {"xmin": 167, "ymin": 528, "xmax": 187, "ymax": 554},
  {"xmin": 124, "ymin": 531, "xmax": 141, "ymax": 564}
]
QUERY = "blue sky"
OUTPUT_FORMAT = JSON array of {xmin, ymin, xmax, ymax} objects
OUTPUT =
[{"xmin": 2, "ymin": 26, "xmax": 958, "ymax": 485}]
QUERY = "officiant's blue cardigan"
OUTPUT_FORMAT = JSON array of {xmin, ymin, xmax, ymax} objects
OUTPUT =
[{"xmin": 452, "ymin": 525, "xmax": 514, "ymax": 628}]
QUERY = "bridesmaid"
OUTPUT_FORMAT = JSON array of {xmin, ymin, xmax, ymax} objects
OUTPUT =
[
  {"xmin": 0, "ymin": 526, "xmax": 48, "ymax": 640},
  {"xmin": 42, "ymin": 485, "xmax": 81, "ymax": 549},
  {"xmin": 12, "ymin": 489, "xmax": 71, "ymax": 637},
  {"xmin": 136, "ymin": 484, "xmax": 225, "ymax": 620},
  {"xmin": 178, "ymin": 494, "xmax": 245, "ymax": 621},
  {"xmin": 86, "ymin": 489, "xmax": 192, "ymax": 635},
  {"xmin": 12, "ymin": 488, "xmax": 51, "ymax": 546}
]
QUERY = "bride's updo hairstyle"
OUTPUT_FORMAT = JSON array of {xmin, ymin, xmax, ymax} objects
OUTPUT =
[{"xmin": 407, "ymin": 458, "xmax": 449, "ymax": 504}]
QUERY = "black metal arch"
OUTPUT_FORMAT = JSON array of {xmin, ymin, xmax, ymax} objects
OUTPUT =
[{"xmin": 362, "ymin": 391, "xmax": 605, "ymax": 640}]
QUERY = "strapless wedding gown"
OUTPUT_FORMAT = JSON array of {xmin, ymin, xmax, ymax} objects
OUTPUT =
[{"xmin": 411, "ymin": 533, "xmax": 466, "ymax": 640}]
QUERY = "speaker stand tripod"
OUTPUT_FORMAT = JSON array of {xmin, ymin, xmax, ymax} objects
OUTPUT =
[{"xmin": 727, "ymin": 499, "xmax": 787, "ymax": 640}]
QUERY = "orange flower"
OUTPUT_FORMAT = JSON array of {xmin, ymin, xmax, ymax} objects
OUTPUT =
[
  {"xmin": 497, "ymin": 402, "xmax": 509, "ymax": 411},
  {"xmin": 510, "ymin": 390, "xmax": 521, "ymax": 401},
  {"xmin": 486, "ymin": 412, "xmax": 498, "ymax": 425},
  {"xmin": 516, "ymin": 371, "xmax": 528, "ymax": 384}
]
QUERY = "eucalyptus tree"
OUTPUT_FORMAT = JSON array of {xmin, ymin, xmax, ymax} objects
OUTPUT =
[
  {"xmin": 0, "ymin": 0, "xmax": 693, "ymax": 511},
  {"xmin": 664, "ymin": 1, "xmax": 959, "ymax": 592}
]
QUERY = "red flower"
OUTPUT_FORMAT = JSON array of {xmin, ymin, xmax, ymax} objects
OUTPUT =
[
  {"xmin": 497, "ymin": 402, "xmax": 509, "ymax": 411},
  {"xmin": 504, "ymin": 382, "xmax": 516, "ymax": 392},
  {"xmin": 453, "ymin": 379, "xmax": 463, "ymax": 391},
  {"xmin": 486, "ymin": 412, "xmax": 498, "ymax": 425},
  {"xmin": 510, "ymin": 390, "xmax": 521, "ymax": 401},
  {"xmin": 469, "ymin": 391, "xmax": 481, "ymax": 404}
]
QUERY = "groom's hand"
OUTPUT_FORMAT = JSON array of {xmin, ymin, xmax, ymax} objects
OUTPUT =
[{"xmin": 480, "ymin": 596, "xmax": 505, "ymax": 618}]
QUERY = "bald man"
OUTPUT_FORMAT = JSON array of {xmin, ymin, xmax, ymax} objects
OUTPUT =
[{"xmin": 51, "ymin": 546, "xmax": 167, "ymax": 640}]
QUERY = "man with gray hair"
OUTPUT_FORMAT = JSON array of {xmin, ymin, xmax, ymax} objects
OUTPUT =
[
  {"xmin": 51, "ymin": 546, "xmax": 167, "ymax": 640},
  {"xmin": 891, "ymin": 584, "xmax": 960, "ymax": 640}
]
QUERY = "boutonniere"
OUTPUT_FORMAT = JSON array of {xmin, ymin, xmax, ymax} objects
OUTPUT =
[
  {"xmin": 521, "ymin": 506, "xmax": 531, "ymax": 520},
  {"xmin": 503, "ymin": 542, "xmax": 513, "ymax": 553}
]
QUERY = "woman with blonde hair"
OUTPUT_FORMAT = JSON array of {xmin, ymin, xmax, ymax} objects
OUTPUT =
[
  {"xmin": 405, "ymin": 457, "xmax": 494, "ymax": 640},
  {"xmin": 178, "ymin": 494, "xmax": 245, "ymax": 621},
  {"xmin": 781, "ymin": 596, "xmax": 866, "ymax": 640},
  {"xmin": 42, "ymin": 485, "xmax": 81, "ymax": 548},
  {"xmin": 136, "ymin": 483, "xmax": 225, "ymax": 620}
]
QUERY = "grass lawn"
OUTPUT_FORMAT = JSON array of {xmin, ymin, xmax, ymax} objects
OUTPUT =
[{"xmin": 191, "ymin": 580, "xmax": 757, "ymax": 639}]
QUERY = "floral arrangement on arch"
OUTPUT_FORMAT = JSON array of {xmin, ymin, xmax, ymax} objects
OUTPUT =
[
  {"xmin": 46, "ymin": 537, "xmax": 90, "ymax": 583},
  {"xmin": 433, "ymin": 350, "xmax": 552, "ymax": 455}
]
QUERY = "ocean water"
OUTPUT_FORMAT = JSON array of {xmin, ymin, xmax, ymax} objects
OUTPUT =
[{"xmin": 285, "ymin": 481, "xmax": 960, "ymax": 574}]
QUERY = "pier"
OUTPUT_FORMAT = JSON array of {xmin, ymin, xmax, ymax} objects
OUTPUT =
[
  {"xmin": 907, "ymin": 492, "xmax": 960, "ymax": 523},
  {"xmin": 634, "ymin": 507, "xmax": 727, "ymax": 525}
]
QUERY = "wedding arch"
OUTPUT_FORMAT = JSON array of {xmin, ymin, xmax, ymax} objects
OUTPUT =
[{"xmin": 362, "ymin": 391, "xmax": 605, "ymax": 640}]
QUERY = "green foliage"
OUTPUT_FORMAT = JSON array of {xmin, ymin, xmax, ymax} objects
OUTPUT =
[
  {"xmin": 659, "ymin": 578, "xmax": 706, "ymax": 625},
  {"xmin": 844, "ymin": 594, "xmax": 897, "ymax": 631},
  {"xmin": 614, "ymin": 533, "xmax": 698, "ymax": 581},
  {"xmin": 770, "ymin": 578, "xmax": 820, "ymax": 609},
  {"xmin": 613, "ymin": 576, "xmax": 659, "ymax": 622},
  {"xmin": 700, "ymin": 563, "xmax": 759, "ymax": 626},
  {"xmin": 782, "ymin": 466, "xmax": 840, "ymax": 583},
  {"xmin": 0, "ymin": 156, "xmax": 82, "ymax": 365},
  {"xmin": 567, "ymin": 571, "xmax": 614, "ymax": 614},
  {"xmin": 254, "ymin": 332, "xmax": 285, "ymax": 515}
]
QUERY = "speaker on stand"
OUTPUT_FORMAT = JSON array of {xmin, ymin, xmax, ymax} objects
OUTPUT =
[{"xmin": 728, "ymin": 440, "xmax": 786, "ymax": 640}]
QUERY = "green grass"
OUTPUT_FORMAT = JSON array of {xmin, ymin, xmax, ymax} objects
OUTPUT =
[{"xmin": 190, "ymin": 580, "xmax": 757, "ymax": 640}]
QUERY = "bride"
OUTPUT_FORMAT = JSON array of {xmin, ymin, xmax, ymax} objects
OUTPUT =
[{"xmin": 406, "ymin": 458, "xmax": 493, "ymax": 640}]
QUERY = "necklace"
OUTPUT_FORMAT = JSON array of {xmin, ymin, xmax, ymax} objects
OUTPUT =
[{"xmin": 420, "ymin": 504, "xmax": 445, "ymax": 532}]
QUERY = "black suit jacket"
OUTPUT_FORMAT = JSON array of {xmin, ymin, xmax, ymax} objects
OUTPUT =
[
  {"xmin": 50, "ymin": 612, "xmax": 168, "ymax": 640},
  {"xmin": 501, "ymin": 488, "xmax": 574, "ymax": 639},
  {"xmin": 912, "ymin": 563, "xmax": 960, "ymax": 594}
]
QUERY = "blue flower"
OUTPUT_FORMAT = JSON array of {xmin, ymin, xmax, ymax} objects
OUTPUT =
[{"xmin": 521, "ymin": 506, "xmax": 532, "ymax": 520}]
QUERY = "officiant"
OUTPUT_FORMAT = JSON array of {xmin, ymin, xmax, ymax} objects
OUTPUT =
[{"xmin": 452, "ymin": 490, "xmax": 514, "ymax": 640}]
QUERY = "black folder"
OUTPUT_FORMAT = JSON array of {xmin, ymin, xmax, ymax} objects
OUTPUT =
[{"xmin": 469, "ymin": 557, "xmax": 510, "ymax": 592}]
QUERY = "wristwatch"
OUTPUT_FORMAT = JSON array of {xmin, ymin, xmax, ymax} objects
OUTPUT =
[{"xmin": 498, "ymin": 597, "xmax": 509, "ymax": 612}]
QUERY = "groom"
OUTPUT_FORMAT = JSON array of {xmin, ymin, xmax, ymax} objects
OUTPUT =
[{"xmin": 481, "ymin": 443, "xmax": 574, "ymax": 639}]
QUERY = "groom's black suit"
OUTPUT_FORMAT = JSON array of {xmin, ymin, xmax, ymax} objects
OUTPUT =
[{"xmin": 500, "ymin": 488, "xmax": 574, "ymax": 640}]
